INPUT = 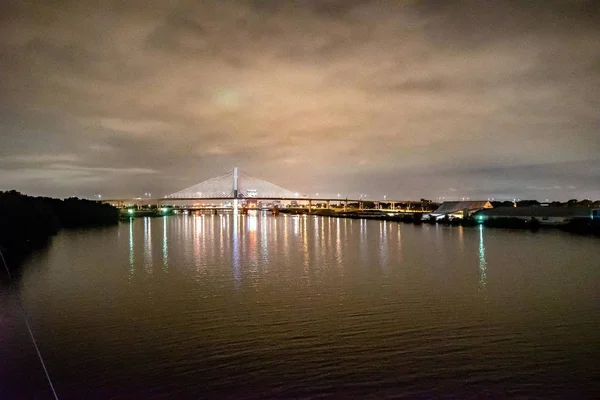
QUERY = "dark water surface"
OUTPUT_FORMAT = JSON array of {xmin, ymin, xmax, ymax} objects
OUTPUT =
[{"xmin": 2, "ymin": 213, "xmax": 599, "ymax": 399}]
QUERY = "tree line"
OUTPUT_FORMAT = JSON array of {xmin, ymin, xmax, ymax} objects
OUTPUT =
[
  {"xmin": 491, "ymin": 199, "xmax": 600, "ymax": 208},
  {"xmin": 0, "ymin": 190, "xmax": 119, "ymax": 267}
]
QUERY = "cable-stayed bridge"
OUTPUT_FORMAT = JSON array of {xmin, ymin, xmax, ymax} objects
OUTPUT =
[
  {"xmin": 166, "ymin": 168, "xmax": 300, "ymax": 199},
  {"xmin": 102, "ymin": 167, "xmax": 422, "ymax": 210}
]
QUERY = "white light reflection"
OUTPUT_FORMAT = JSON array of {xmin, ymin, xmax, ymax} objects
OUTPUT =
[
  {"xmin": 162, "ymin": 217, "xmax": 168, "ymax": 272},
  {"xmin": 379, "ymin": 221, "xmax": 388, "ymax": 270},
  {"xmin": 478, "ymin": 225, "xmax": 487, "ymax": 290},
  {"xmin": 302, "ymin": 215, "xmax": 309, "ymax": 283},
  {"xmin": 272, "ymin": 213, "xmax": 278, "ymax": 253},
  {"xmin": 335, "ymin": 217, "xmax": 342, "ymax": 268},
  {"xmin": 128, "ymin": 220, "xmax": 134, "ymax": 282},
  {"xmin": 247, "ymin": 214, "xmax": 258, "ymax": 285},
  {"xmin": 395, "ymin": 223, "xmax": 403, "ymax": 264},
  {"xmin": 143, "ymin": 217, "xmax": 153, "ymax": 274},
  {"xmin": 293, "ymin": 215, "xmax": 299, "ymax": 236},
  {"xmin": 192, "ymin": 215, "xmax": 201, "ymax": 268},
  {"xmin": 260, "ymin": 212, "xmax": 268, "ymax": 273},
  {"xmin": 219, "ymin": 214, "xmax": 226, "ymax": 262},
  {"xmin": 359, "ymin": 219, "xmax": 367, "ymax": 265},
  {"xmin": 233, "ymin": 198, "xmax": 239, "ymax": 216},
  {"xmin": 283, "ymin": 214, "xmax": 289, "ymax": 251},
  {"xmin": 232, "ymin": 215, "xmax": 241, "ymax": 290},
  {"xmin": 248, "ymin": 215, "xmax": 258, "ymax": 232}
]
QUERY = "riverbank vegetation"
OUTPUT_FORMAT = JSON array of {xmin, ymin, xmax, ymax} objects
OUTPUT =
[{"xmin": 0, "ymin": 190, "xmax": 119, "ymax": 267}]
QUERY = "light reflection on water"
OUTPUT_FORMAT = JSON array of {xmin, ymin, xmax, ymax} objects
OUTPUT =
[
  {"xmin": 379, "ymin": 221, "xmax": 388, "ymax": 270},
  {"xmin": 335, "ymin": 217, "xmax": 342, "ymax": 269},
  {"xmin": 478, "ymin": 224, "xmax": 487, "ymax": 291},
  {"xmin": 143, "ymin": 217, "xmax": 152, "ymax": 274},
  {"xmin": 15, "ymin": 214, "xmax": 600, "ymax": 399},
  {"xmin": 232, "ymin": 215, "xmax": 241, "ymax": 289},
  {"xmin": 128, "ymin": 220, "xmax": 134, "ymax": 282},
  {"xmin": 162, "ymin": 217, "xmax": 168, "ymax": 272}
]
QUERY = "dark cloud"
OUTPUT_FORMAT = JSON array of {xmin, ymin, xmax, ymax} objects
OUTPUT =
[{"xmin": 0, "ymin": 0, "xmax": 598, "ymax": 200}]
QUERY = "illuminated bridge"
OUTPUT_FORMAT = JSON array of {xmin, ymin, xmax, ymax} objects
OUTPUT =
[
  {"xmin": 166, "ymin": 167, "xmax": 299, "ymax": 200},
  {"xmin": 102, "ymin": 167, "xmax": 424, "ymax": 212}
]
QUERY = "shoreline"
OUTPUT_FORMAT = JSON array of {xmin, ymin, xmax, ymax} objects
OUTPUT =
[{"xmin": 278, "ymin": 208, "xmax": 600, "ymax": 237}]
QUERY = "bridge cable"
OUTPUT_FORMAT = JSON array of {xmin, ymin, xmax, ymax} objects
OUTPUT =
[{"xmin": 0, "ymin": 249, "xmax": 59, "ymax": 400}]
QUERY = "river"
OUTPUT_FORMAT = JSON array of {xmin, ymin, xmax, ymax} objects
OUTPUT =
[{"xmin": 2, "ymin": 213, "xmax": 599, "ymax": 399}]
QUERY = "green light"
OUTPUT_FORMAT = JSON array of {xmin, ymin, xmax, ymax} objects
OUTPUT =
[
  {"xmin": 128, "ymin": 209, "xmax": 134, "ymax": 214},
  {"xmin": 161, "ymin": 208, "xmax": 167, "ymax": 213}
]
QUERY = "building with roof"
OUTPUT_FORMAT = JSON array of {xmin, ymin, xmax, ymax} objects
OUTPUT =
[
  {"xmin": 472, "ymin": 206, "xmax": 596, "ymax": 226},
  {"xmin": 430, "ymin": 201, "xmax": 493, "ymax": 219}
]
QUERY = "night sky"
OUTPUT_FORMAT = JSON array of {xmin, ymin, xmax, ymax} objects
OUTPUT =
[{"xmin": 1, "ymin": 1, "xmax": 598, "ymax": 201}]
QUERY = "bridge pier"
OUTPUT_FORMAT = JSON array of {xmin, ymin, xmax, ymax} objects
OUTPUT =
[
  {"xmin": 308, "ymin": 199, "xmax": 312, "ymax": 214},
  {"xmin": 326, "ymin": 200, "xmax": 330, "ymax": 209}
]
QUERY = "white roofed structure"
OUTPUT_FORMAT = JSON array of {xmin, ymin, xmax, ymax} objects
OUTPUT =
[{"xmin": 431, "ymin": 201, "xmax": 493, "ymax": 217}]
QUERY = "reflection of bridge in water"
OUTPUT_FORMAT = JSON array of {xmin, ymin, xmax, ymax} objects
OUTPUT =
[{"xmin": 102, "ymin": 167, "xmax": 428, "ymax": 213}]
